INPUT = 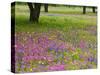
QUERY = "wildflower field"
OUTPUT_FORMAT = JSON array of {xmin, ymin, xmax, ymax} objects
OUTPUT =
[{"xmin": 14, "ymin": 3, "xmax": 97, "ymax": 73}]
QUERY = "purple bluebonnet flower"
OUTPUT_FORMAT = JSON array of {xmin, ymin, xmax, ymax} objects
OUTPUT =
[
  {"xmin": 49, "ymin": 42, "xmax": 56, "ymax": 50},
  {"xmin": 21, "ymin": 65, "xmax": 25, "ymax": 69},
  {"xmin": 18, "ymin": 49, "xmax": 24, "ymax": 53},
  {"xmin": 48, "ymin": 64, "xmax": 65, "ymax": 71},
  {"xmin": 49, "ymin": 47, "xmax": 54, "ymax": 51},
  {"xmin": 88, "ymin": 57, "xmax": 94, "ymax": 62}
]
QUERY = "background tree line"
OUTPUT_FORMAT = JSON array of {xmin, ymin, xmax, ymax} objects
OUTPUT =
[{"xmin": 16, "ymin": 2, "xmax": 97, "ymax": 23}]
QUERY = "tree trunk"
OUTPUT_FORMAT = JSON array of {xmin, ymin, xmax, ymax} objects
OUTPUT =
[
  {"xmin": 92, "ymin": 7, "xmax": 96, "ymax": 13},
  {"xmin": 44, "ymin": 4, "xmax": 48, "ymax": 12},
  {"xmin": 83, "ymin": 6, "xmax": 86, "ymax": 14},
  {"xmin": 27, "ymin": 3, "xmax": 41, "ymax": 22}
]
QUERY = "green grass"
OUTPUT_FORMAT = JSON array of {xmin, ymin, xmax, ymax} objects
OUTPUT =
[
  {"xmin": 15, "ymin": 4, "xmax": 97, "ymax": 46},
  {"xmin": 15, "ymin": 14, "xmax": 96, "ymax": 32}
]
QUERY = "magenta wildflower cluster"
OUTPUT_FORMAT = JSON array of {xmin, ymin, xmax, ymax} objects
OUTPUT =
[{"xmin": 15, "ymin": 32, "xmax": 97, "ymax": 73}]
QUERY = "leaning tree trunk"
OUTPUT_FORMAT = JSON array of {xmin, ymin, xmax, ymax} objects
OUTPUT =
[
  {"xmin": 27, "ymin": 3, "xmax": 41, "ymax": 22},
  {"xmin": 44, "ymin": 4, "xmax": 48, "ymax": 12},
  {"xmin": 92, "ymin": 7, "xmax": 96, "ymax": 13},
  {"xmin": 83, "ymin": 6, "xmax": 86, "ymax": 14}
]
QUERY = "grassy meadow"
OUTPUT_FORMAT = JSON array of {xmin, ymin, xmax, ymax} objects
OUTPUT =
[{"xmin": 14, "ymin": 3, "xmax": 97, "ymax": 73}]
